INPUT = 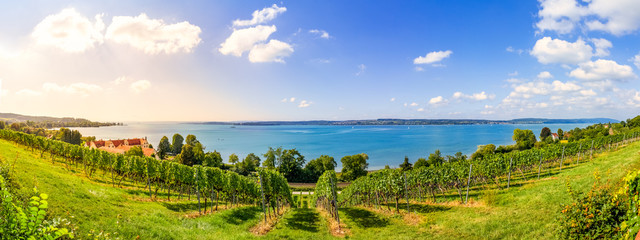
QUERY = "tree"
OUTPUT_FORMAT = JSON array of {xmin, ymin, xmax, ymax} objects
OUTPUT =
[
  {"xmin": 229, "ymin": 153, "xmax": 239, "ymax": 164},
  {"xmin": 262, "ymin": 147, "xmax": 282, "ymax": 170},
  {"xmin": 399, "ymin": 156, "xmax": 412, "ymax": 171},
  {"xmin": 557, "ymin": 128, "xmax": 564, "ymax": 140},
  {"xmin": 204, "ymin": 151, "xmax": 223, "ymax": 168},
  {"xmin": 185, "ymin": 134, "xmax": 199, "ymax": 146},
  {"xmin": 278, "ymin": 149, "xmax": 306, "ymax": 182},
  {"xmin": 471, "ymin": 144, "xmax": 495, "ymax": 160},
  {"xmin": 340, "ymin": 153, "xmax": 369, "ymax": 181},
  {"xmin": 177, "ymin": 144, "xmax": 197, "ymax": 166},
  {"xmin": 513, "ymin": 129, "xmax": 536, "ymax": 150},
  {"xmin": 304, "ymin": 155, "xmax": 336, "ymax": 182},
  {"xmin": 57, "ymin": 127, "xmax": 82, "ymax": 145},
  {"xmin": 414, "ymin": 158, "xmax": 428, "ymax": 168},
  {"xmin": 157, "ymin": 136, "xmax": 171, "ymax": 159},
  {"xmin": 0, "ymin": 121, "xmax": 4, "ymax": 129},
  {"xmin": 427, "ymin": 149, "xmax": 445, "ymax": 166},
  {"xmin": 540, "ymin": 127, "xmax": 551, "ymax": 140},
  {"xmin": 237, "ymin": 153, "xmax": 261, "ymax": 175},
  {"xmin": 125, "ymin": 146, "xmax": 144, "ymax": 157},
  {"xmin": 171, "ymin": 134, "xmax": 184, "ymax": 155}
]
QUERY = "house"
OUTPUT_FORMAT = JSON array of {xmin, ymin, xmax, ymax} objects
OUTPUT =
[
  {"xmin": 85, "ymin": 137, "xmax": 156, "ymax": 158},
  {"xmin": 551, "ymin": 133, "xmax": 559, "ymax": 141}
]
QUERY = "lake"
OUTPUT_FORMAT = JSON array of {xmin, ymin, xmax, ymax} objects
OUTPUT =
[{"xmin": 71, "ymin": 123, "xmax": 590, "ymax": 169}]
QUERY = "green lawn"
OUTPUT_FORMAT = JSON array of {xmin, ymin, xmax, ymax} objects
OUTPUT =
[{"xmin": 2, "ymin": 138, "xmax": 640, "ymax": 239}]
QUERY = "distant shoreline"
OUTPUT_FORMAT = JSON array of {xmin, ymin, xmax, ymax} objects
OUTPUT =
[{"xmin": 195, "ymin": 118, "xmax": 619, "ymax": 126}]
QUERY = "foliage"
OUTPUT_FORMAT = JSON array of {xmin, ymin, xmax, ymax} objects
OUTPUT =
[
  {"xmin": 157, "ymin": 136, "xmax": 171, "ymax": 159},
  {"xmin": 558, "ymin": 176, "xmax": 626, "ymax": 239},
  {"xmin": 303, "ymin": 155, "xmax": 336, "ymax": 182},
  {"xmin": 558, "ymin": 128, "xmax": 564, "ymax": 140},
  {"xmin": 278, "ymin": 149, "xmax": 306, "ymax": 182},
  {"xmin": 540, "ymin": 127, "xmax": 552, "ymax": 140},
  {"xmin": 414, "ymin": 158, "xmax": 428, "ymax": 168},
  {"xmin": 171, "ymin": 133, "xmax": 184, "ymax": 155},
  {"xmin": 340, "ymin": 153, "xmax": 369, "ymax": 181},
  {"xmin": 203, "ymin": 151, "xmax": 223, "ymax": 168},
  {"xmin": 124, "ymin": 146, "xmax": 144, "ymax": 157},
  {"xmin": 0, "ymin": 175, "xmax": 73, "ymax": 239},
  {"xmin": 399, "ymin": 156, "xmax": 412, "ymax": 171},
  {"xmin": 57, "ymin": 127, "xmax": 82, "ymax": 145},
  {"xmin": 513, "ymin": 129, "xmax": 537, "ymax": 150},
  {"xmin": 471, "ymin": 144, "xmax": 495, "ymax": 160}
]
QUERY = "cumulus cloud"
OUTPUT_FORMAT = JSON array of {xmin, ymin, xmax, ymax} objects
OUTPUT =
[
  {"xmin": 232, "ymin": 4, "xmax": 286, "ymax": 27},
  {"xmin": 633, "ymin": 53, "xmax": 640, "ymax": 69},
  {"xmin": 452, "ymin": 91, "xmax": 495, "ymax": 101},
  {"xmin": 410, "ymin": 102, "xmax": 419, "ymax": 106},
  {"xmin": 537, "ymin": 71, "xmax": 554, "ymax": 79},
  {"xmin": 298, "ymin": 100, "xmax": 312, "ymax": 108},
  {"xmin": 428, "ymin": 96, "xmax": 447, "ymax": 105},
  {"xmin": 16, "ymin": 89, "xmax": 42, "ymax": 97},
  {"xmin": 31, "ymin": 8, "xmax": 104, "ymax": 53},
  {"xmin": 105, "ymin": 14, "xmax": 201, "ymax": 54},
  {"xmin": 536, "ymin": 0, "xmax": 640, "ymax": 35},
  {"xmin": 417, "ymin": 108, "xmax": 425, "ymax": 112},
  {"xmin": 569, "ymin": 59, "xmax": 635, "ymax": 81},
  {"xmin": 530, "ymin": 37, "xmax": 592, "ymax": 64},
  {"xmin": 248, "ymin": 39, "xmax": 294, "ymax": 63},
  {"xmin": 219, "ymin": 25, "xmax": 277, "ymax": 57},
  {"xmin": 591, "ymin": 38, "xmax": 612, "ymax": 57},
  {"xmin": 390, "ymin": 97, "xmax": 395, "ymax": 102},
  {"xmin": 414, "ymin": 50, "xmax": 452, "ymax": 65},
  {"xmin": 309, "ymin": 29, "xmax": 330, "ymax": 39},
  {"xmin": 130, "ymin": 80, "xmax": 151, "ymax": 93},
  {"xmin": 113, "ymin": 76, "xmax": 128, "ymax": 85},
  {"xmin": 43, "ymin": 82, "xmax": 102, "ymax": 97}
]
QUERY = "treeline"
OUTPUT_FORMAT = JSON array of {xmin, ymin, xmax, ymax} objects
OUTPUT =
[
  {"xmin": 339, "ymin": 128, "xmax": 640, "ymax": 213},
  {"xmin": 0, "ymin": 112, "xmax": 121, "ymax": 128},
  {"xmin": 155, "ymin": 133, "xmax": 366, "ymax": 183},
  {"xmin": 0, "ymin": 129, "xmax": 293, "ymax": 217}
]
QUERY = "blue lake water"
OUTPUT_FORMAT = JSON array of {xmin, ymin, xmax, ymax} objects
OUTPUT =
[{"xmin": 71, "ymin": 123, "xmax": 590, "ymax": 170}]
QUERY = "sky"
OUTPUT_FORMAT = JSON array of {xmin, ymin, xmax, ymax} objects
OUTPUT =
[{"xmin": 1, "ymin": 0, "xmax": 639, "ymax": 122}]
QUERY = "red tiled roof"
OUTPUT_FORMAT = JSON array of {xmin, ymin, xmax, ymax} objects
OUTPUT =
[
  {"xmin": 93, "ymin": 140, "xmax": 105, "ymax": 148},
  {"xmin": 111, "ymin": 140, "xmax": 124, "ymax": 147},
  {"xmin": 551, "ymin": 133, "xmax": 559, "ymax": 137},
  {"xmin": 127, "ymin": 139, "xmax": 141, "ymax": 145}
]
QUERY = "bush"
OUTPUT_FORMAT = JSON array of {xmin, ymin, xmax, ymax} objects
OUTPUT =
[{"xmin": 557, "ymin": 175, "xmax": 626, "ymax": 239}]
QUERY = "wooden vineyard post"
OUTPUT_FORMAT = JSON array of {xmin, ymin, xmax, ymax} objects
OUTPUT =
[
  {"xmin": 537, "ymin": 155, "xmax": 543, "ymax": 180},
  {"xmin": 577, "ymin": 143, "xmax": 582, "ymax": 164},
  {"xmin": 507, "ymin": 157, "xmax": 512, "ymax": 189},
  {"xmin": 465, "ymin": 164, "xmax": 472, "ymax": 204},
  {"xmin": 560, "ymin": 146, "xmax": 565, "ymax": 171},
  {"xmin": 330, "ymin": 176, "xmax": 341, "ymax": 229},
  {"xmin": 259, "ymin": 174, "xmax": 267, "ymax": 223},
  {"xmin": 403, "ymin": 172, "xmax": 410, "ymax": 213},
  {"xmin": 590, "ymin": 140, "xmax": 594, "ymax": 160},
  {"xmin": 195, "ymin": 169, "xmax": 201, "ymax": 214}
]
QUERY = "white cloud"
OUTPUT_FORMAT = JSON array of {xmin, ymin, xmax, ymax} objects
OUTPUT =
[
  {"xmin": 113, "ymin": 76, "xmax": 130, "ymax": 85},
  {"xmin": 591, "ymin": 38, "xmax": 612, "ymax": 57},
  {"xmin": 586, "ymin": 0, "xmax": 640, "ymax": 36},
  {"xmin": 417, "ymin": 108, "xmax": 425, "ymax": 112},
  {"xmin": 290, "ymin": 97, "xmax": 296, "ymax": 102},
  {"xmin": 298, "ymin": 100, "xmax": 312, "ymax": 108},
  {"xmin": 390, "ymin": 97, "xmax": 395, "ymax": 102},
  {"xmin": 530, "ymin": 37, "xmax": 592, "ymax": 64},
  {"xmin": 31, "ymin": 8, "xmax": 104, "ymax": 53},
  {"xmin": 43, "ymin": 82, "xmax": 102, "ymax": 97},
  {"xmin": 552, "ymin": 80, "xmax": 582, "ymax": 91},
  {"xmin": 356, "ymin": 64, "xmax": 366, "ymax": 76},
  {"xmin": 130, "ymin": 80, "xmax": 151, "ymax": 93},
  {"xmin": 569, "ymin": 59, "xmax": 635, "ymax": 81},
  {"xmin": 105, "ymin": 13, "xmax": 201, "ymax": 54},
  {"xmin": 428, "ymin": 96, "xmax": 446, "ymax": 105},
  {"xmin": 452, "ymin": 91, "xmax": 495, "ymax": 101},
  {"xmin": 232, "ymin": 4, "xmax": 286, "ymax": 27},
  {"xmin": 309, "ymin": 29, "xmax": 330, "ymax": 39},
  {"xmin": 580, "ymin": 89, "xmax": 597, "ymax": 96},
  {"xmin": 628, "ymin": 90, "xmax": 640, "ymax": 107},
  {"xmin": 537, "ymin": 71, "xmax": 554, "ymax": 79},
  {"xmin": 16, "ymin": 89, "xmax": 42, "ymax": 97},
  {"xmin": 536, "ymin": 0, "xmax": 640, "ymax": 35},
  {"xmin": 506, "ymin": 78, "xmax": 523, "ymax": 84},
  {"xmin": 414, "ymin": 50, "xmax": 452, "ymax": 65},
  {"xmin": 508, "ymin": 71, "xmax": 519, "ymax": 76},
  {"xmin": 248, "ymin": 39, "xmax": 294, "ymax": 63},
  {"xmin": 218, "ymin": 25, "xmax": 276, "ymax": 57},
  {"xmin": 536, "ymin": 0, "xmax": 587, "ymax": 34},
  {"xmin": 409, "ymin": 102, "xmax": 419, "ymax": 106},
  {"xmin": 281, "ymin": 98, "xmax": 287, "ymax": 102},
  {"xmin": 633, "ymin": 53, "xmax": 640, "ymax": 69},
  {"xmin": 506, "ymin": 46, "xmax": 524, "ymax": 54}
]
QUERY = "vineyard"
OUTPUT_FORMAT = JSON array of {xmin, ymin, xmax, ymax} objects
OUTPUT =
[
  {"xmin": 338, "ymin": 130, "xmax": 640, "ymax": 212},
  {"xmin": 0, "ymin": 129, "xmax": 293, "ymax": 219}
]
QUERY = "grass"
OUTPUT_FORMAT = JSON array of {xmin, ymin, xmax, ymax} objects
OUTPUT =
[{"xmin": 2, "ymin": 138, "xmax": 640, "ymax": 239}]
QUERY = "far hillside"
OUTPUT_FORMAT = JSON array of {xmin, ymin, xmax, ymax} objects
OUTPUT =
[{"xmin": 0, "ymin": 112, "xmax": 121, "ymax": 128}]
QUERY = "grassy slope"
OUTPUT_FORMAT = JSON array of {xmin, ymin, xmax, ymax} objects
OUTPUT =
[{"xmin": 3, "ymin": 138, "xmax": 640, "ymax": 239}]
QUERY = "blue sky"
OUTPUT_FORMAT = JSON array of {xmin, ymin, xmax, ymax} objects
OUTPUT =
[{"xmin": 0, "ymin": 0, "xmax": 639, "ymax": 122}]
